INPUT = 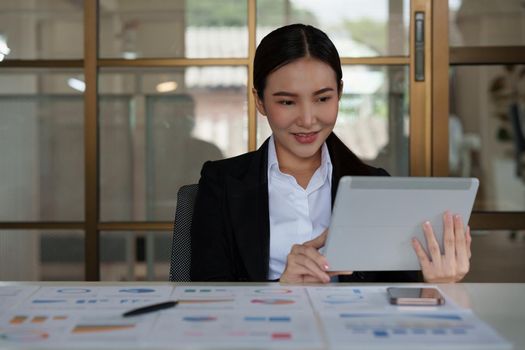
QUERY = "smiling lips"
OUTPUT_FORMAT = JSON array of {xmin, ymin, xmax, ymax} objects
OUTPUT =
[{"xmin": 292, "ymin": 131, "xmax": 319, "ymax": 144}]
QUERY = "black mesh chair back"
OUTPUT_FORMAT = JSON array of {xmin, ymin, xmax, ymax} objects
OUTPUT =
[{"xmin": 169, "ymin": 184, "xmax": 199, "ymax": 281}]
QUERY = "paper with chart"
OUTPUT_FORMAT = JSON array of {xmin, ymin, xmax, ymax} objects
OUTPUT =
[
  {"xmin": 319, "ymin": 311, "xmax": 511, "ymax": 349},
  {"xmin": 307, "ymin": 286, "xmax": 511, "ymax": 349},
  {"xmin": 0, "ymin": 285, "xmax": 323, "ymax": 349},
  {"xmin": 0, "ymin": 284, "xmax": 512, "ymax": 349},
  {"xmin": 170, "ymin": 285, "xmax": 310, "ymax": 310},
  {"xmin": 157, "ymin": 285, "xmax": 323, "ymax": 348},
  {"xmin": 20, "ymin": 285, "xmax": 174, "ymax": 310}
]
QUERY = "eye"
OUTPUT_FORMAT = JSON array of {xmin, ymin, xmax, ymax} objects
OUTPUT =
[
  {"xmin": 278, "ymin": 100, "xmax": 294, "ymax": 106},
  {"xmin": 317, "ymin": 96, "xmax": 331, "ymax": 103}
]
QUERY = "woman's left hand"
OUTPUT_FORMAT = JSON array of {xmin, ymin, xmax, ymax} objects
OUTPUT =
[{"xmin": 411, "ymin": 212, "xmax": 472, "ymax": 283}]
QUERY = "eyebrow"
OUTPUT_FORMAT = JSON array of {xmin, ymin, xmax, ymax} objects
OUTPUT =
[{"xmin": 272, "ymin": 87, "xmax": 335, "ymax": 97}]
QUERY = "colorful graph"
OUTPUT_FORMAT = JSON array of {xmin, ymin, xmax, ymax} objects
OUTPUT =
[
  {"xmin": 178, "ymin": 299, "xmax": 234, "ymax": 304},
  {"xmin": 271, "ymin": 332, "xmax": 292, "ymax": 340},
  {"xmin": 9, "ymin": 315, "xmax": 68, "ymax": 325},
  {"xmin": 0, "ymin": 329, "xmax": 49, "ymax": 342},
  {"xmin": 30, "ymin": 316, "xmax": 47, "ymax": 324},
  {"xmin": 183, "ymin": 316, "xmax": 218, "ymax": 322},
  {"xmin": 32, "ymin": 299, "xmax": 67, "ymax": 304},
  {"xmin": 182, "ymin": 288, "xmax": 231, "ymax": 293},
  {"xmin": 183, "ymin": 289, "xmax": 212, "ymax": 293},
  {"xmin": 75, "ymin": 299, "xmax": 110, "ymax": 304},
  {"xmin": 72, "ymin": 324, "xmax": 135, "ymax": 334},
  {"xmin": 338, "ymin": 313, "xmax": 472, "ymax": 338},
  {"xmin": 244, "ymin": 316, "xmax": 291, "ymax": 322},
  {"xmin": 254, "ymin": 288, "xmax": 293, "ymax": 295},
  {"xmin": 56, "ymin": 288, "xmax": 91, "ymax": 294},
  {"xmin": 119, "ymin": 288, "xmax": 155, "ymax": 294},
  {"xmin": 9, "ymin": 316, "xmax": 27, "ymax": 325},
  {"xmin": 251, "ymin": 299, "xmax": 295, "ymax": 305}
]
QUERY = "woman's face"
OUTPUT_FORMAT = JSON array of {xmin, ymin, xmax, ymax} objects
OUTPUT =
[{"xmin": 255, "ymin": 57, "xmax": 341, "ymax": 167}]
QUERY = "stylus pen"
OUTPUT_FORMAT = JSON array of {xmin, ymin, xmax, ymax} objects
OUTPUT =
[{"xmin": 122, "ymin": 300, "xmax": 178, "ymax": 317}]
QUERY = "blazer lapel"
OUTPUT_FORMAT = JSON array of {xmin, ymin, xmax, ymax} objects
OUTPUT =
[
  {"xmin": 326, "ymin": 132, "xmax": 380, "ymax": 206},
  {"xmin": 225, "ymin": 139, "xmax": 270, "ymax": 281}
]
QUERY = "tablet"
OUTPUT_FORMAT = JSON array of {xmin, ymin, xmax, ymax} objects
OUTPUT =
[{"xmin": 324, "ymin": 176, "xmax": 479, "ymax": 271}]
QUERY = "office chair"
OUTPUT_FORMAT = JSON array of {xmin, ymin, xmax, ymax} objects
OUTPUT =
[{"xmin": 169, "ymin": 184, "xmax": 199, "ymax": 282}]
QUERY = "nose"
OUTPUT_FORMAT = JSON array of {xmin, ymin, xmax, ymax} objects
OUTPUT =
[{"xmin": 296, "ymin": 102, "xmax": 315, "ymax": 128}]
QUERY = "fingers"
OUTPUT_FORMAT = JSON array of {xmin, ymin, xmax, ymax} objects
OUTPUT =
[
  {"xmin": 287, "ymin": 244, "xmax": 330, "ymax": 283},
  {"xmin": 454, "ymin": 214, "xmax": 468, "ymax": 262},
  {"xmin": 291, "ymin": 244, "xmax": 329, "ymax": 270},
  {"xmin": 443, "ymin": 211, "xmax": 455, "ymax": 262},
  {"xmin": 304, "ymin": 229, "xmax": 328, "ymax": 249},
  {"xmin": 422, "ymin": 220, "xmax": 442, "ymax": 269},
  {"xmin": 454, "ymin": 215, "xmax": 469, "ymax": 279},
  {"xmin": 416, "ymin": 213, "xmax": 472, "ymax": 283},
  {"xmin": 411, "ymin": 238, "xmax": 431, "ymax": 270}
]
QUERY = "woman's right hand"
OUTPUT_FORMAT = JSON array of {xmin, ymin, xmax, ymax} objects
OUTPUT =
[{"xmin": 280, "ymin": 230, "xmax": 333, "ymax": 283}]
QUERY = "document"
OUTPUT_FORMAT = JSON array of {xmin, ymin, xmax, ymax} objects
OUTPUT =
[
  {"xmin": 21, "ymin": 285, "xmax": 174, "ymax": 311},
  {"xmin": 0, "ymin": 284, "xmax": 512, "ymax": 349},
  {"xmin": 169, "ymin": 285, "xmax": 310, "ymax": 311},
  {"xmin": 307, "ymin": 286, "xmax": 511, "ymax": 349},
  {"xmin": 147, "ymin": 310, "xmax": 323, "ymax": 348},
  {"xmin": 319, "ymin": 311, "xmax": 511, "ymax": 349}
]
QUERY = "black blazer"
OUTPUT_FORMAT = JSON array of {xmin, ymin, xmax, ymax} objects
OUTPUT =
[{"xmin": 190, "ymin": 133, "xmax": 422, "ymax": 282}]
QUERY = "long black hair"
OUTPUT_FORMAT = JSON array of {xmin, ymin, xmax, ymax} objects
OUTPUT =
[{"xmin": 253, "ymin": 24, "xmax": 342, "ymax": 100}]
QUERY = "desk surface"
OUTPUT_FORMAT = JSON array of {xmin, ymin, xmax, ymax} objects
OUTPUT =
[{"xmin": 0, "ymin": 282, "xmax": 522, "ymax": 350}]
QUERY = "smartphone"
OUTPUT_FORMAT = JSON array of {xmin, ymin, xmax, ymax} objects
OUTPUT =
[{"xmin": 387, "ymin": 287, "xmax": 445, "ymax": 306}]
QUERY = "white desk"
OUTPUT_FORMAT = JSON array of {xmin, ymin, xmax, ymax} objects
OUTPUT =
[
  {"xmin": 440, "ymin": 283, "xmax": 525, "ymax": 350},
  {"xmin": 0, "ymin": 282, "xmax": 522, "ymax": 349}
]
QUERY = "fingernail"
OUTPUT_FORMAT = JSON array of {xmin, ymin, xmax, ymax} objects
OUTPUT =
[
  {"xmin": 424, "ymin": 221, "xmax": 431, "ymax": 227},
  {"xmin": 324, "ymin": 264, "xmax": 329, "ymax": 270}
]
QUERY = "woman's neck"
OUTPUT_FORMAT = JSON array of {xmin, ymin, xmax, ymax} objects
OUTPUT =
[{"xmin": 276, "ymin": 148, "xmax": 322, "ymax": 189}]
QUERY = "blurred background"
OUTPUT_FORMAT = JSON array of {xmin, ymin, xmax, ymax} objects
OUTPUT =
[{"xmin": 0, "ymin": 0, "xmax": 523, "ymax": 282}]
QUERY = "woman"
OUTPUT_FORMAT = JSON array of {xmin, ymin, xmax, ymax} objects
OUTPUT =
[{"xmin": 190, "ymin": 24, "xmax": 472, "ymax": 283}]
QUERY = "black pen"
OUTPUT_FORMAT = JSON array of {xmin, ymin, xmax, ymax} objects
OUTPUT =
[{"xmin": 122, "ymin": 301, "xmax": 178, "ymax": 317}]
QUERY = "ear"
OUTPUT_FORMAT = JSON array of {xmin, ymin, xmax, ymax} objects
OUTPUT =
[
  {"xmin": 252, "ymin": 88, "xmax": 267, "ymax": 116},
  {"xmin": 338, "ymin": 80, "xmax": 344, "ymax": 100}
]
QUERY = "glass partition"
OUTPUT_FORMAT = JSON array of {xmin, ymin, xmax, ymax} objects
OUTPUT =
[
  {"xmin": 0, "ymin": 0, "xmax": 83, "ymax": 60},
  {"xmin": 99, "ymin": 0, "xmax": 248, "ymax": 59},
  {"xmin": 257, "ymin": 0, "xmax": 410, "ymax": 57},
  {"xmin": 100, "ymin": 231, "xmax": 171, "ymax": 281},
  {"xmin": 450, "ymin": 65, "xmax": 525, "ymax": 211},
  {"xmin": 99, "ymin": 67, "xmax": 248, "ymax": 221},
  {"xmin": 465, "ymin": 230, "xmax": 525, "ymax": 282},
  {"xmin": 449, "ymin": 0, "xmax": 525, "ymax": 47},
  {"xmin": 0, "ymin": 70, "xmax": 84, "ymax": 222},
  {"xmin": 0, "ymin": 230, "xmax": 84, "ymax": 281}
]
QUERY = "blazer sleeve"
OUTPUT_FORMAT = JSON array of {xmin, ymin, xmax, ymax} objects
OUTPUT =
[{"xmin": 190, "ymin": 161, "xmax": 236, "ymax": 281}]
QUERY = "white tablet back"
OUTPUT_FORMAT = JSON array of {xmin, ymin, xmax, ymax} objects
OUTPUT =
[{"xmin": 324, "ymin": 177, "xmax": 479, "ymax": 271}]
